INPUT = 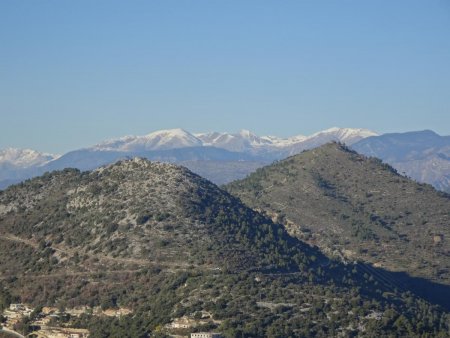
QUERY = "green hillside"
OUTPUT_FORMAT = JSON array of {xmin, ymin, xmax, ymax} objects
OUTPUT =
[
  {"xmin": 226, "ymin": 143, "xmax": 450, "ymax": 287},
  {"xmin": 0, "ymin": 158, "xmax": 449, "ymax": 337}
]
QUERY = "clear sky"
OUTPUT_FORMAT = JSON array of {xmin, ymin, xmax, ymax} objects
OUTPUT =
[{"xmin": 1, "ymin": 1, "xmax": 449, "ymax": 153}]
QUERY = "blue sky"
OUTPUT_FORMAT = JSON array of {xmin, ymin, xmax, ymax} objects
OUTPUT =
[{"xmin": 1, "ymin": 1, "xmax": 449, "ymax": 153}]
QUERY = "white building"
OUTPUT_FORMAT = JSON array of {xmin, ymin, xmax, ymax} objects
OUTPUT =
[{"xmin": 9, "ymin": 303, "xmax": 26, "ymax": 311}]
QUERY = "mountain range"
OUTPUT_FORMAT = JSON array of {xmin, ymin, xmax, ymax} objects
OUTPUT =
[
  {"xmin": 0, "ymin": 127, "xmax": 376, "ymax": 188},
  {"xmin": 352, "ymin": 130, "xmax": 450, "ymax": 193},
  {"xmin": 1, "ymin": 128, "xmax": 449, "ymax": 192},
  {"xmin": 91, "ymin": 127, "xmax": 376, "ymax": 155}
]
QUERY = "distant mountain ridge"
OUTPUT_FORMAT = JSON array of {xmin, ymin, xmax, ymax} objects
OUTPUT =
[
  {"xmin": 0, "ymin": 148, "xmax": 57, "ymax": 168},
  {"xmin": 92, "ymin": 127, "xmax": 376, "ymax": 155},
  {"xmin": 195, "ymin": 127, "xmax": 376, "ymax": 155},
  {"xmin": 352, "ymin": 130, "xmax": 450, "ymax": 192},
  {"xmin": 2, "ymin": 128, "xmax": 450, "ymax": 191},
  {"xmin": 0, "ymin": 148, "xmax": 58, "ymax": 184},
  {"xmin": 0, "ymin": 127, "xmax": 376, "ymax": 188}
]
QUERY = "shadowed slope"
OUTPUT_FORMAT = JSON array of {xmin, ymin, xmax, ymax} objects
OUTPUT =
[
  {"xmin": 1, "ymin": 158, "xmax": 449, "ymax": 336},
  {"xmin": 226, "ymin": 143, "xmax": 450, "ymax": 289}
]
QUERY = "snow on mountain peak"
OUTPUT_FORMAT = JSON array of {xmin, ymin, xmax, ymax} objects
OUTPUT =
[
  {"xmin": 142, "ymin": 128, "xmax": 202, "ymax": 150},
  {"xmin": 308, "ymin": 127, "xmax": 378, "ymax": 144},
  {"xmin": 0, "ymin": 148, "xmax": 57, "ymax": 168},
  {"xmin": 145, "ymin": 128, "xmax": 192, "ymax": 138},
  {"xmin": 192, "ymin": 127, "xmax": 376, "ymax": 152},
  {"xmin": 239, "ymin": 129, "xmax": 254, "ymax": 138},
  {"xmin": 93, "ymin": 128, "xmax": 202, "ymax": 152},
  {"xmin": 3, "ymin": 127, "xmax": 378, "ymax": 168}
]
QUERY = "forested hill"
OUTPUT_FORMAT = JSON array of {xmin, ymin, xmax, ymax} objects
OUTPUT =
[
  {"xmin": 0, "ymin": 158, "xmax": 449, "ymax": 337},
  {"xmin": 226, "ymin": 143, "xmax": 450, "ymax": 287},
  {"xmin": 0, "ymin": 158, "xmax": 317, "ymax": 274}
]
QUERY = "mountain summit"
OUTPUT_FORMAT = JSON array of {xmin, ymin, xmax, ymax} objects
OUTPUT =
[
  {"xmin": 0, "ymin": 148, "xmax": 58, "ymax": 183},
  {"xmin": 0, "ymin": 157, "xmax": 310, "ymax": 272},
  {"xmin": 226, "ymin": 142, "xmax": 450, "ymax": 288},
  {"xmin": 93, "ymin": 128, "xmax": 203, "ymax": 152},
  {"xmin": 0, "ymin": 148, "xmax": 57, "ymax": 168}
]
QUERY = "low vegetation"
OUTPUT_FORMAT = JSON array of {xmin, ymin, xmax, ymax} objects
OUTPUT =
[
  {"xmin": 0, "ymin": 157, "xmax": 449, "ymax": 336},
  {"xmin": 226, "ymin": 142, "xmax": 450, "ymax": 304}
]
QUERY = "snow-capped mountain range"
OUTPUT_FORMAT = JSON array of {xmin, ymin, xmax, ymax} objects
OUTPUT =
[
  {"xmin": 0, "ymin": 127, "xmax": 376, "ymax": 188},
  {"xmin": 2, "ymin": 127, "xmax": 449, "ymax": 193},
  {"xmin": 197, "ymin": 127, "xmax": 377, "ymax": 154},
  {"xmin": 91, "ymin": 127, "xmax": 377, "ymax": 154}
]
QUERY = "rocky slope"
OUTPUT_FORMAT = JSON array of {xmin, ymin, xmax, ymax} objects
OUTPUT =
[
  {"xmin": 226, "ymin": 143, "xmax": 450, "ymax": 289},
  {"xmin": 0, "ymin": 158, "xmax": 311, "ymax": 273},
  {"xmin": 1, "ymin": 158, "xmax": 449, "ymax": 337}
]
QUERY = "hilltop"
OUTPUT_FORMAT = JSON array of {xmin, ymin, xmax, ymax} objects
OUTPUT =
[
  {"xmin": 0, "ymin": 158, "xmax": 310, "ymax": 274},
  {"xmin": 226, "ymin": 143, "xmax": 450, "ymax": 289},
  {"xmin": 0, "ymin": 158, "xmax": 449, "ymax": 337}
]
